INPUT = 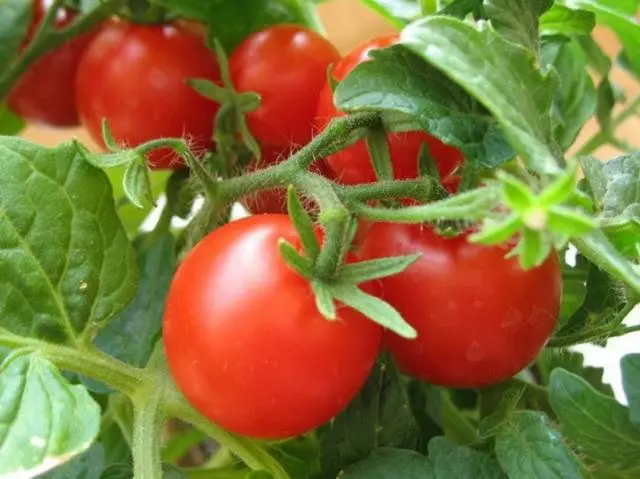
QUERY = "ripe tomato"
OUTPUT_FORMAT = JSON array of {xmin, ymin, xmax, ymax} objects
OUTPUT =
[
  {"xmin": 7, "ymin": 0, "xmax": 97, "ymax": 127},
  {"xmin": 242, "ymin": 146, "xmax": 334, "ymax": 215},
  {"xmin": 359, "ymin": 224, "xmax": 561, "ymax": 388},
  {"xmin": 163, "ymin": 215, "xmax": 382, "ymax": 438},
  {"xmin": 315, "ymin": 35, "xmax": 464, "ymax": 185},
  {"xmin": 76, "ymin": 22, "xmax": 220, "ymax": 169},
  {"xmin": 230, "ymin": 25, "xmax": 340, "ymax": 149}
]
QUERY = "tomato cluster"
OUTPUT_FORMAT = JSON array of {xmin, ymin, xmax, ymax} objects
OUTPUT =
[{"xmin": 11, "ymin": 7, "xmax": 562, "ymax": 441}]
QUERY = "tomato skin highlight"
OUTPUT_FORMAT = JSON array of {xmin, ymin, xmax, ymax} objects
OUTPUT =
[
  {"xmin": 7, "ymin": 0, "xmax": 97, "ymax": 127},
  {"xmin": 163, "ymin": 215, "xmax": 382, "ymax": 439},
  {"xmin": 75, "ymin": 22, "xmax": 220, "ymax": 169},
  {"xmin": 359, "ymin": 224, "xmax": 561, "ymax": 388},
  {"xmin": 315, "ymin": 35, "xmax": 464, "ymax": 185},
  {"xmin": 230, "ymin": 24, "xmax": 340, "ymax": 149}
]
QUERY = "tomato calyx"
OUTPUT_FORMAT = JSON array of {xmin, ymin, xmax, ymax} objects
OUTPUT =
[
  {"xmin": 278, "ymin": 185, "xmax": 418, "ymax": 339},
  {"xmin": 188, "ymin": 39, "xmax": 261, "ymax": 167}
]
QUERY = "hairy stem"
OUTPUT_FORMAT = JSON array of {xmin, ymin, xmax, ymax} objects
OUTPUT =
[{"xmin": 132, "ymin": 385, "xmax": 165, "ymax": 479}]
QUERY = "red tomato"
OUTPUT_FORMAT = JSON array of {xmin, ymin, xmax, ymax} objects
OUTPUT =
[
  {"xmin": 7, "ymin": 0, "xmax": 97, "ymax": 127},
  {"xmin": 242, "ymin": 146, "xmax": 333, "ymax": 215},
  {"xmin": 76, "ymin": 22, "xmax": 220, "ymax": 169},
  {"xmin": 230, "ymin": 25, "xmax": 340, "ymax": 149},
  {"xmin": 359, "ymin": 224, "xmax": 561, "ymax": 388},
  {"xmin": 163, "ymin": 215, "xmax": 382, "ymax": 438},
  {"xmin": 315, "ymin": 35, "xmax": 464, "ymax": 185}
]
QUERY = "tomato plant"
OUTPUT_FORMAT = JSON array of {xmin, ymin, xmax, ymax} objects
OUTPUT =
[
  {"xmin": 76, "ymin": 21, "xmax": 221, "ymax": 168},
  {"xmin": 164, "ymin": 214, "xmax": 382, "ymax": 438},
  {"xmin": 6, "ymin": 0, "xmax": 97, "ymax": 127},
  {"xmin": 360, "ymin": 224, "xmax": 562, "ymax": 388},
  {"xmin": 315, "ymin": 35, "xmax": 464, "ymax": 184},
  {"xmin": 0, "ymin": 1, "xmax": 639, "ymax": 478},
  {"xmin": 230, "ymin": 24, "xmax": 341, "ymax": 149}
]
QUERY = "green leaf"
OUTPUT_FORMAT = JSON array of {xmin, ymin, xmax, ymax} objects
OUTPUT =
[
  {"xmin": 427, "ymin": 436, "xmax": 506, "ymax": 478},
  {"xmin": 267, "ymin": 435, "xmax": 321, "ymax": 478},
  {"xmin": 541, "ymin": 37, "xmax": 597, "ymax": 150},
  {"xmin": 557, "ymin": 252, "xmax": 589, "ymax": 321},
  {"xmin": 0, "ymin": 0, "xmax": 31, "ymax": 73},
  {"xmin": 551, "ymin": 258, "xmax": 630, "ymax": 347},
  {"xmin": 287, "ymin": 186, "xmax": 320, "ymax": 261},
  {"xmin": 339, "ymin": 448, "xmax": 429, "ymax": 478},
  {"xmin": 621, "ymin": 354, "xmax": 640, "ymax": 428},
  {"xmin": 334, "ymin": 44, "xmax": 515, "ymax": 168},
  {"xmin": 0, "ymin": 104, "xmax": 25, "ymax": 135},
  {"xmin": 537, "ymin": 349, "xmax": 613, "ymax": 396},
  {"xmin": 495, "ymin": 410, "xmax": 581, "ymax": 479},
  {"xmin": 37, "ymin": 443, "xmax": 104, "ymax": 479},
  {"xmin": 402, "ymin": 16, "xmax": 561, "ymax": 174},
  {"xmin": 484, "ymin": 0, "xmax": 552, "ymax": 53},
  {"xmin": 595, "ymin": 77, "xmax": 616, "ymax": 131},
  {"xmin": 360, "ymin": 0, "xmax": 422, "ymax": 28},
  {"xmin": 150, "ymin": 0, "xmax": 322, "ymax": 52},
  {"xmin": 92, "ymin": 233, "xmax": 175, "ymax": 370},
  {"xmin": 123, "ymin": 160, "xmax": 154, "ymax": 209},
  {"xmin": 0, "ymin": 353, "xmax": 101, "ymax": 477},
  {"xmin": 0, "ymin": 138, "xmax": 139, "ymax": 344},
  {"xmin": 539, "ymin": 5, "xmax": 596, "ymax": 36},
  {"xmin": 439, "ymin": 0, "xmax": 485, "ymax": 19},
  {"xmin": 318, "ymin": 358, "xmax": 420, "ymax": 478},
  {"xmin": 549, "ymin": 368, "xmax": 640, "ymax": 472},
  {"xmin": 331, "ymin": 283, "xmax": 416, "ymax": 338},
  {"xmin": 575, "ymin": 35, "xmax": 611, "ymax": 76},
  {"xmin": 338, "ymin": 255, "xmax": 420, "ymax": 284},
  {"xmin": 557, "ymin": 0, "xmax": 640, "ymax": 77},
  {"xmin": 407, "ymin": 381, "xmax": 444, "ymax": 452}
]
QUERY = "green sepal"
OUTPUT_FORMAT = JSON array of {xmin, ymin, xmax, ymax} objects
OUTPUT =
[
  {"xmin": 123, "ymin": 160, "xmax": 154, "ymax": 209},
  {"xmin": 337, "ymin": 255, "xmax": 420, "ymax": 284},
  {"xmin": 311, "ymin": 280, "xmax": 337, "ymax": 320},
  {"xmin": 278, "ymin": 239, "xmax": 314, "ymax": 279},
  {"xmin": 496, "ymin": 170, "xmax": 535, "ymax": 212},
  {"xmin": 365, "ymin": 126, "xmax": 394, "ymax": 181},
  {"xmin": 287, "ymin": 185, "xmax": 321, "ymax": 261}
]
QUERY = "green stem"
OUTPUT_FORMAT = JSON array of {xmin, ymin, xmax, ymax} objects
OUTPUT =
[
  {"xmin": 336, "ymin": 177, "xmax": 434, "ymax": 202},
  {"xmin": 0, "ymin": 2, "xmax": 112, "ymax": 99},
  {"xmin": 0, "ymin": 331, "xmax": 146, "ymax": 396},
  {"xmin": 442, "ymin": 392, "xmax": 478, "ymax": 445},
  {"xmin": 167, "ymin": 400, "xmax": 290, "ymax": 479},
  {"xmin": 132, "ymin": 385, "xmax": 165, "ymax": 479},
  {"xmin": 217, "ymin": 112, "xmax": 379, "ymax": 202},
  {"xmin": 576, "ymin": 95, "xmax": 640, "ymax": 156},
  {"xmin": 354, "ymin": 186, "xmax": 501, "ymax": 223}
]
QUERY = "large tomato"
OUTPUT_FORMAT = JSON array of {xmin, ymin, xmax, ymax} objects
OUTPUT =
[
  {"xmin": 359, "ymin": 224, "xmax": 561, "ymax": 388},
  {"xmin": 7, "ymin": 0, "xmax": 97, "ymax": 127},
  {"xmin": 76, "ymin": 21, "xmax": 220, "ymax": 169},
  {"xmin": 163, "ymin": 215, "xmax": 382, "ymax": 439},
  {"xmin": 230, "ymin": 25, "xmax": 340, "ymax": 149},
  {"xmin": 315, "ymin": 35, "xmax": 464, "ymax": 185}
]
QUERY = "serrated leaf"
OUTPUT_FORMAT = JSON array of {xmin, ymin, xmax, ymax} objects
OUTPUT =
[
  {"xmin": 557, "ymin": 0, "xmax": 640, "ymax": 77},
  {"xmin": 318, "ymin": 359, "xmax": 420, "ymax": 478},
  {"xmin": 360, "ymin": 0, "xmax": 422, "ymax": 28},
  {"xmin": 0, "ymin": 104, "xmax": 25, "ymax": 136},
  {"xmin": 0, "ymin": 138, "xmax": 138, "ymax": 344},
  {"xmin": 495, "ymin": 410, "xmax": 581, "ymax": 479},
  {"xmin": 123, "ymin": 160, "xmax": 153, "ymax": 209},
  {"xmin": 621, "ymin": 354, "xmax": 640, "ymax": 428},
  {"xmin": 339, "ymin": 448, "xmax": 429, "ymax": 478},
  {"xmin": 0, "ymin": 353, "xmax": 101, "ymax": 478},
  {"xmin": 537, "ymin": 349, "xmax": 613, "ymax": 396},
  {"xmin": 0, "ymin": 0, "xmax": 31, "ymax": 73},
  {"xmin": 539, "ymin": 5, "xmax": 596, "ymax": 36},
  {"xmin": 541, "ymin": 37, "xmax": 597, "ymax": 150},
  {"xmin": 549, "ymin": 368, "xmax": 640, "ymax": 472},
  {"xmin": 331, "ymin": 283, "xmax": 416, "ymax": 338},
  {"xmin": 334, "ymin": 44, "xmax": 515, "ymax": 168},
  {"xmin": 37, "ymin": 443, "xmax": 104, "ymax": 479},
  {"xmin": 92, "ymin": 233, "xmax": 175, "ymax": 370},
  {"xmin": 337, "ymin": 255, "xmax": 420, "ymax": 284},
  {"xmin": 484, "ymin": 0, "xmax": 552, "ymax": 53},
  {"xmin": 402, "ymin": 16, "xmax": 560, "ymax": 174},
  {"xmin": 150, "ymin": 0, "xmax": 321, "ymax": 52},
  {"xmin": 426, "ymin": 436, "xmax": 506, "ymax": 478}
]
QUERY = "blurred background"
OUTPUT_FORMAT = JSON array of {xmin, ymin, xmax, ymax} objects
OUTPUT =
[{"xmin": 17, "ymin": 0, "xmax": 640, "ymax": 400}]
